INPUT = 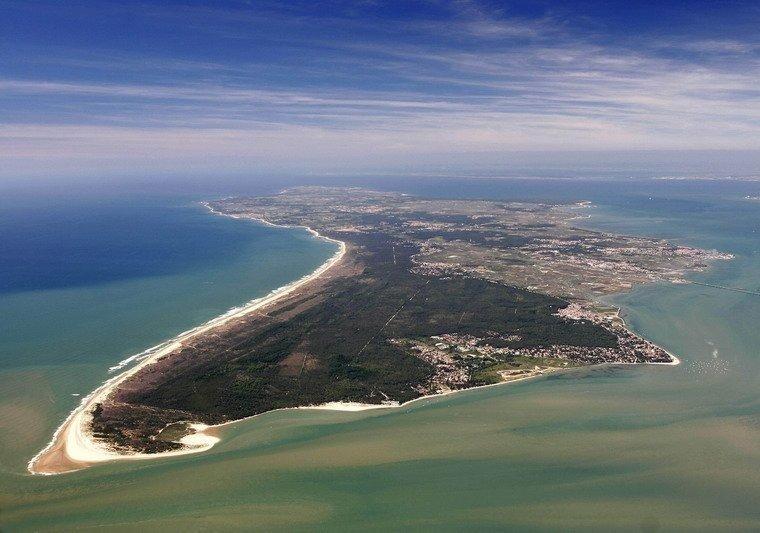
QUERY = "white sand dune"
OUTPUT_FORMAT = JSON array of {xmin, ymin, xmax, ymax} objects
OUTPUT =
[
  {"xmin": 27, "ymin": 204, "xmax": 681, "ymax": 475},
  {"xmin": 28, "ymin": 210, "xmax": 346, "ymax": 475}
]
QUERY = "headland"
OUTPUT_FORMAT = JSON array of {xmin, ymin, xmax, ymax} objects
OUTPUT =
[{"xmin": 29, "ymin": 187, "xmax": 731, "ymax": 474}]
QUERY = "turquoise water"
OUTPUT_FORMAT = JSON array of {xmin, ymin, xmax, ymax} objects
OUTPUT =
[
  {"xmin": 1, "ymin": 178, "xmax": 758, "ymax": 530},
  {"xmin": 0, "ymin": 191, "xmax": 337, "ymax": 474}
]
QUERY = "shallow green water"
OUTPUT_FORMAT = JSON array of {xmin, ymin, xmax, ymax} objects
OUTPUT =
[
  {"xmin": 0, "ymin": 194, "xmax": 336, "ymax": 475},
  {"xmin": 1, "ymin": 181, "xmax": 759, "ymax": 531}
]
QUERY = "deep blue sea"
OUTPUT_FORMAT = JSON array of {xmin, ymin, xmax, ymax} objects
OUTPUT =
[
  {"xmin": 1, "ymin": 176, "xmax": 759, "ymax": 530},
  {"xmin": 0, "ymin": 186, "xmax": 337, "ymax": 471}
]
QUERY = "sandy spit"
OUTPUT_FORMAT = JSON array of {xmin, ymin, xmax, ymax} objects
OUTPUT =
[
  {"xmin": 27, "ymin": 203, "xmax": 680, "ymax": 475},
  {"xmin": 27, "ymin": 207, "xmax": 346, "ymax": 475}
]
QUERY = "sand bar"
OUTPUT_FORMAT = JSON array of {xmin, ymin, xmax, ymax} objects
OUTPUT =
[
  {"xmin": 28, "ymin": 211, "xmax": 346, "ymax": 475},
  {"xmin": 27, "ymin": 205, "xmax": 681, "ymax": 475}
]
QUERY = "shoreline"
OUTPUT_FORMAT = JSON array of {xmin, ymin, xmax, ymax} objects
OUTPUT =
[
  {"xmin": 40, "ymin": 350, "xmax": 680, "ymax": 475},
  {"xmin": 27, "ymin": 201, "xmax": 681, "ymax": 475},
  {"xmin": 27, "ymin": 207, "xmax": 347, "ymax": 475},
  {"xmin": 160, "ymin": 348, "xmax": 682, "ymax": 453}
]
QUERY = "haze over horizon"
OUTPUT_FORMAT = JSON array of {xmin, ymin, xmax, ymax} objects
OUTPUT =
[{"xmin": 2, "ymin": 0, "xmax": 760, "ymax": 180}]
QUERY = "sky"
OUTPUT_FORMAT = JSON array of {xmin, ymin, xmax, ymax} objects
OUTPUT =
[{"xmin": 1, "ymin": 0, "xmax": 760, "ymax": 180}]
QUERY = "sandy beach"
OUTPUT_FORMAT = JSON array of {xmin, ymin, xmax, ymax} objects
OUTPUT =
[
  {"xmin": 27, "ymin": 212, "xmax": 347, "ymax": 475},
  {"xmin": 27, "ymin": 205, "xmax": 681, "ymax": 475}
]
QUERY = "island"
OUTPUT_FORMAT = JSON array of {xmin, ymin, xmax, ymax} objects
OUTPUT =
[{"xmin": 29, "ymin": 187, "xmax": 732, "ymax": 474}]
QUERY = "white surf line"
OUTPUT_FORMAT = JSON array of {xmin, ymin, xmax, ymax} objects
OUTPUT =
[
  {"xmin": 27, "ymin": 206, "xmax": 346, "ymax": 474},
  {"xmin": 29, "ymin": 200, "xmax": 681, "ymax": 473},
  {"xmin": 168, "ymin": 351, "xmax": 678, "ymax": 450},
  {"xmin": 30, "ymin": 328, "xmax": 676, "ymax": 474}
]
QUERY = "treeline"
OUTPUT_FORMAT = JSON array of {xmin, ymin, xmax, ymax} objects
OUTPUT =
[{"xmin": 103, "ymin": 229, "xmax": 620, "ymax": 452}]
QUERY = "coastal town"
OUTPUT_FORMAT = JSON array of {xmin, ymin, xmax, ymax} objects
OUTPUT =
[{"xmin": 29, "ymin": 187, "xmax": 729, "ymax": 472}]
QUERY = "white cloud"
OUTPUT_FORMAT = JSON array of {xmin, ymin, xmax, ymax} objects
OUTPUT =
[{"xmin": 2, "ymin": 1, "xmax": 759, "ymax": 178}]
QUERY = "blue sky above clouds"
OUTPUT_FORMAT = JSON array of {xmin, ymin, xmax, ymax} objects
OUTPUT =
[{"xmin": 1, "ymin": 0, "xmax": 759, "ymax": 179}]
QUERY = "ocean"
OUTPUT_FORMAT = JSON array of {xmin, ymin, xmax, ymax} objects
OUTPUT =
[
  {"xmin": 1, "ymin": 177, "xmax": 758, "ymax": 530},
  {"xmin": 0, "ymin": 188, "xmax": 337, "ymax": 472}
]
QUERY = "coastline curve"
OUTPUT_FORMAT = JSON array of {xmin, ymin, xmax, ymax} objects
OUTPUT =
[
  {"xmin": 27, "ymin": 207, "xmax": 346, "ymax": 475},
  {"xmin": 26, "ymin": 200, "xmax": 683, "ymax": 475}
]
